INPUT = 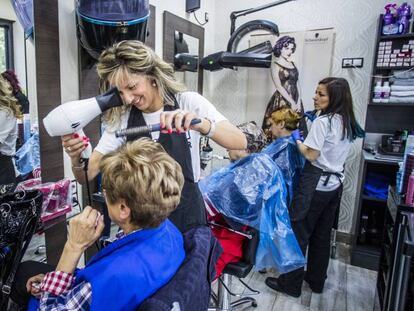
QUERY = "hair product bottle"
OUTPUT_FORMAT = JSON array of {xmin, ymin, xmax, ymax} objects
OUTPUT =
[
  {"xmin": 405, "ymin": 169, "xmax": 414, "ymax": 206},
  {"xmin": 373, "ymin": 81, "xmax": 382, "ymax": 103}
]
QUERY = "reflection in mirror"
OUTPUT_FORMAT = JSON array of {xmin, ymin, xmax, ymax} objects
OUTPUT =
[
  {"xmin": 174, "ymin": 31, "xmax": 199, "ymax": 92},
  {"xmin": 163, "ymin": 11, "xmax": 204, "ymax": 94},
  {"xmin": 0, "ymin": 0, "xmax": 39, "ymax": 186}
]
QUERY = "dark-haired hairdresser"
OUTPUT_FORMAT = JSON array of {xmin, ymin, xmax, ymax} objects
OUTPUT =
[{"xmin": 265, "ymin": 77, "xmax": 364, "ymax": 297}]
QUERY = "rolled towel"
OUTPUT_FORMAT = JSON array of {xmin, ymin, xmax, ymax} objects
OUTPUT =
[
  {"xmin": 391, "ymin": 85, "xmax": 414, "ymax": 91},
  {"xmin": 392, "ymin": 79, "xmax": 414, "ymax": 86},
  {"xmin": 393, "ymin": 70, "xmax": 414, "ymax": 79},
  {"xmin": 388, "ymin": 96, "xmax": 414, "ymax": 103},
  {"xmin": 390, "ymin": 90, "xmax": 414, "ymax": 97}
]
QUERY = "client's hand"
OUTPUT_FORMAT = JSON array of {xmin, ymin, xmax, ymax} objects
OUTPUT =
[
  {"xmin": 26, "ymin": 274, "xmax": 45, "ymax": 297},
  {"xmin": 291, "ymin": 129, "xmax": 304, "ymax": 142},
  {"xmin": 67, "ymin": 206, "xmax": 104, "ymax": 252}
]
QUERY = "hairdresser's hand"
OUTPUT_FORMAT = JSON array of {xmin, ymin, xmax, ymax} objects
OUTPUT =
[
  {"xmin": 66, "ymin": 206, "xmax": 104, "ymax": 252},
  {"xmin": 61, "ymin": 133, "xmax": 90, "ymax": 161},
  {"xmin": 160, "ymin": 110, "xmax": 208, "ymax": 134},
  {"xmin": 26, "ymin": 274, "xmax": 45, "ymax": 297},
  {"xmin": 291, "ymin": 129, "xmax": 304, "ymax": 142},
  {"xmin": 303, "ymin": 110, "xmax": 317, "ymax": 122}
]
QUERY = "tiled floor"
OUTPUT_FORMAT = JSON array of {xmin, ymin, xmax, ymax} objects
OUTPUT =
[{"xmin": 211, "ymin": 243, "xmax": 379, "ymax": 311}]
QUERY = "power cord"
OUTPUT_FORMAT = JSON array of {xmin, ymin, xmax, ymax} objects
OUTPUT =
[{"xmin": 193, "ymin": 11, "xmax": 208, "ymax": 26}]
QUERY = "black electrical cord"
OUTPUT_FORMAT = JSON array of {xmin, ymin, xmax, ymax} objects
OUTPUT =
[
  {"xmin": 82, "ymin": 158, "xmax": 92, "ymax": 207},
  {"xmin": 193, "ymin": 11, "xmax": 208, "ymax": 26},
  {"xmin": 81, "ymin": 158, "xmax": 101, "ymax": 251}
]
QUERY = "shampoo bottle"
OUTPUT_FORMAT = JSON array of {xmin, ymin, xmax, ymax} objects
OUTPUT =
[
  {"xmin": 373, "ymin": 81, "xmax": 382, "ymax": 103},
  {"xmin": 383, "ymin": 4, "xmax": 399, "ymax": 35},
  {"xmin": 397, "ymin": 2, "xmax": 412, "ymax": 34},
  {"xmin": 405, "ymin": 169, "xmax": 414, "ymax": 206},
  {"xmin": 381, "ymin": 81, "xmax": 391, "ymax": 103}
]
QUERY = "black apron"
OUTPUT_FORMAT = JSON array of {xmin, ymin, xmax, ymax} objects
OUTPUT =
[
  {"xmin": 0, "ymin": 153, "xmax": 16, "ymax": 185},
  {"xmin": 126, "ymin": 102, "xmax": 206, "ymax": 233},
  {"xmin": 289, "ymin": 160, "xmax": 343, "ymax": 222}
]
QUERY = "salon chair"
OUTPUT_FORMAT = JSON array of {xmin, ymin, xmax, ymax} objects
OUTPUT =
[
  {"xmin": 137, "ymin": 225, "xmax": 222, "ymax": 311},
  {"xmin": 208, "ymin": 227, "xmax": 260, "ymax": 311}
]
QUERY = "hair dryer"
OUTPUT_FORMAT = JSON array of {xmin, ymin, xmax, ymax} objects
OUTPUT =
[{"xmin": 43, "ymin": 87, "xmax": 123, "ymax": 158}]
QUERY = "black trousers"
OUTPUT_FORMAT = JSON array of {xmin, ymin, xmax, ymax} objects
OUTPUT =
[
  {"xmin": 10, "ymin": 261, "xmax": 54, "ymax": 307},
  {"xmin": 0, "ymin": 154, "xmax": 16, "ymax": 185},
  {"xmin": 279, "ymin": 187, "xmax": 341, "ymax": 295}
]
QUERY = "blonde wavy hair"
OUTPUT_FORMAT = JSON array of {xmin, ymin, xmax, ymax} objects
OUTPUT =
[
  {"xmin": 269, "ymin": 108, "xmax": 300, "ymax": 131},
  {"xmin": 97, "ymin": 40, "xmax": 186, "ymax": 128},
  {"xmin": 0, "ymin": 76, "xmax": 22, "ymax": 118},
  {"xmin": 100, "ymin": 138, "xmax": 184, "ymax": 228}
]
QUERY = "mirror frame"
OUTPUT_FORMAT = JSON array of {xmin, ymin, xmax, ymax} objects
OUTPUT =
[{"xmin": 163, "ymin": 11, "xmax": 204, "ymax": 94}]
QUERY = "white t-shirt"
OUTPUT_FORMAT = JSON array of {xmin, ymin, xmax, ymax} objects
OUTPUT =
[
  {"xmin": 0, "ymin": 109, "xmax": 17, "ymax": 156},
  {"xmin": 303, "ymin": 114, "xmax": 350, "ymax": 191},
  {"xmin": 95, "ymin": 91, "xmax": 227, "ymax": 182}
]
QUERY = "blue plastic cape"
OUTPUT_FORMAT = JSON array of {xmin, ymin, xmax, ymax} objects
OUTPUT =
[
  {"xmin": 199, "ymin": 148, "xmax": 305, "ymax": 273},
  {"xmin": 262, "ymin": 136, "xmax": 305, "ymax": 206},
  {"xmin": 15, "ymin": 133, "xmax": 40, "ymax": 176}
]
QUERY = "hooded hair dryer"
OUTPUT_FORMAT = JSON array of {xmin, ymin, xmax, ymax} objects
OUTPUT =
[
  {"xmin": 76, "ymin": 0, "xmax": 150, "ymax": 59},
  {"xmin": 43, "ymin": 87, "xmax": 123, "ymax": 158}
]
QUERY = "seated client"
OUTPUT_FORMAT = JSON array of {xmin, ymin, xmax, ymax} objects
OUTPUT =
[{"xmin": 12, "ymin": 138, "xmax": 185, "ymax": 310}]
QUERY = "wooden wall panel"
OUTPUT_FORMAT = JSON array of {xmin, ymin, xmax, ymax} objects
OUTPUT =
[{"xmin": 33, "ymin": 0, "xmax": 66, "ymax": 266}]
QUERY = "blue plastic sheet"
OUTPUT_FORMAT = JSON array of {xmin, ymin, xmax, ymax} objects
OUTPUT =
[
  {"xmin": 15, "ymin": 133, "xmax": 40, "ymax": 176},
  {"xmin": 261, "ymin": 136, "xmax": 305, "ymax": 206},
  {"xmin": 11, "ymin": 0, "xmax": 33, "ymax": 39},
  {"xmin": 199, "ymin": 148, "xmax": 305, "ymax": 273}
]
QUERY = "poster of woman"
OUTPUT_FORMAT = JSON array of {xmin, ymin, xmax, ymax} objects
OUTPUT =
[
  {"xmin": 245, "ymin": 28, "xmax": 335, "ymax": 136},
  {"xmin": 261, "ymin": 36, "xmax": 304, "ymax": 136}
]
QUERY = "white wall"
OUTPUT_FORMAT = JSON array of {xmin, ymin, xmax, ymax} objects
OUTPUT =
[{"xmin": 207, "ymin": 0, "xmax": 392, "ymax": 234}]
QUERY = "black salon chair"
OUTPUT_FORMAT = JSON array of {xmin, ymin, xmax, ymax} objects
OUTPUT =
[
  {"xmin": 137, "ymin": 226, "xmax": 222, "ymax": 311},
  {"xmin": 209, "ymin": 227, "xmax": 260, "ymax": 310}
]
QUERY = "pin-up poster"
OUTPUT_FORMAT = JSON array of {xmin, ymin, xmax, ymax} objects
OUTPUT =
[{"xmin": 246, "ymin": 28, "xmax": 335, "ymax": 127}]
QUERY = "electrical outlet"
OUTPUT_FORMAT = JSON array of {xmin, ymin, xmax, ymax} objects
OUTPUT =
[
  {"xmin": 342, "ymin": 57, "xmax": 364, "ymax": 68},
  {"xmin": 342, "ymin": 58, "xmax": 353, "ymax": 68},
  {"xmin": 352, "ymin": 58, "xmax": 364, "ymax": 67}
]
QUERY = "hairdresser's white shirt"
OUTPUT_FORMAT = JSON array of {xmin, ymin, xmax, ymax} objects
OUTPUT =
[
  {"xmin": 304, "ymin": 114, "xmax": 350, "ymax": 191},
  {"xmin": 95, "ymin": 91, "xmax": 226, "ymax": 182},
  {"xmin": 0, "ymin": 109, "xmax": 17, "ymax": 156}
]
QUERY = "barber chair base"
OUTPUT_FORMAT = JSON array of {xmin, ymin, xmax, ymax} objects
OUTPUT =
[{"xmin": 208, "ymin": 274, "xmax": 258, "ymax": 311}]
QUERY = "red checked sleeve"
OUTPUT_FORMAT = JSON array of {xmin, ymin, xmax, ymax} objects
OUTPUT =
[{"xmin": 40, "ymin": 271, "xmax": 75, "ymax": 296}]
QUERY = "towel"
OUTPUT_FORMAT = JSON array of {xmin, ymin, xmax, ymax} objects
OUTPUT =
[
  {"xmin": 390, "ymin": 91, "xmax": 414, "ymax": 97},
  {"xmin": 388, "ymin": 96, "xmax": 414, "ymax": 103},
  {"xmin": 393, "ymin": 70, "xmax": 414, "ymax": 79},
  {"xmin": 391, "ymin": 79, "xmax": 414, "ymax": 86},
  {"xmin": 391, "ymin": 85, "xmax": 414, "ymax": 91}
]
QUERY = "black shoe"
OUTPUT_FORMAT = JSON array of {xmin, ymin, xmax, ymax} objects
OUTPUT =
[
  {"xmin": 265, "ymin": 277, "xmax": 301, "ymax": 298},
  {"xmin": 304, "ymin": 277, "xmax": 324, "ymax": 294},
  {"xmin": 258, "ymin": 268, "xmax": 267, "ymax": 274}
]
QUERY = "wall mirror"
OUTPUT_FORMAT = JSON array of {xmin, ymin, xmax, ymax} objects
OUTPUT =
[
  {"xmin": 163, "ymin": 11, "xmax": 204, "ymax": 94},
  {"xmin": 174, "ymin": 31, "xmax": 199, "ymax": 91}
]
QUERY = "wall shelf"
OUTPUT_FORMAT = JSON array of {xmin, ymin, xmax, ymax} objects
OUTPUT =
[
  {"xmin": 380, "ymin": 33, "xmax": 414, "ymax": 40},
  {"xmin": 369, "ymin": 102, "xmax": 414, "ymax": 107},
  {"xmin": 362, "ymin": 195, "xmax": 387, "ymax": 203},
  {"xmin": 376, "ymin": 66, "xmax": 414, "ymax": 70}
]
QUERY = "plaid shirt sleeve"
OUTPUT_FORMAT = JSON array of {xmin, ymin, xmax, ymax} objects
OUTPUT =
[{"xmin": 39, "ymin": 271, "xmax": 92, "ymax": 310}]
